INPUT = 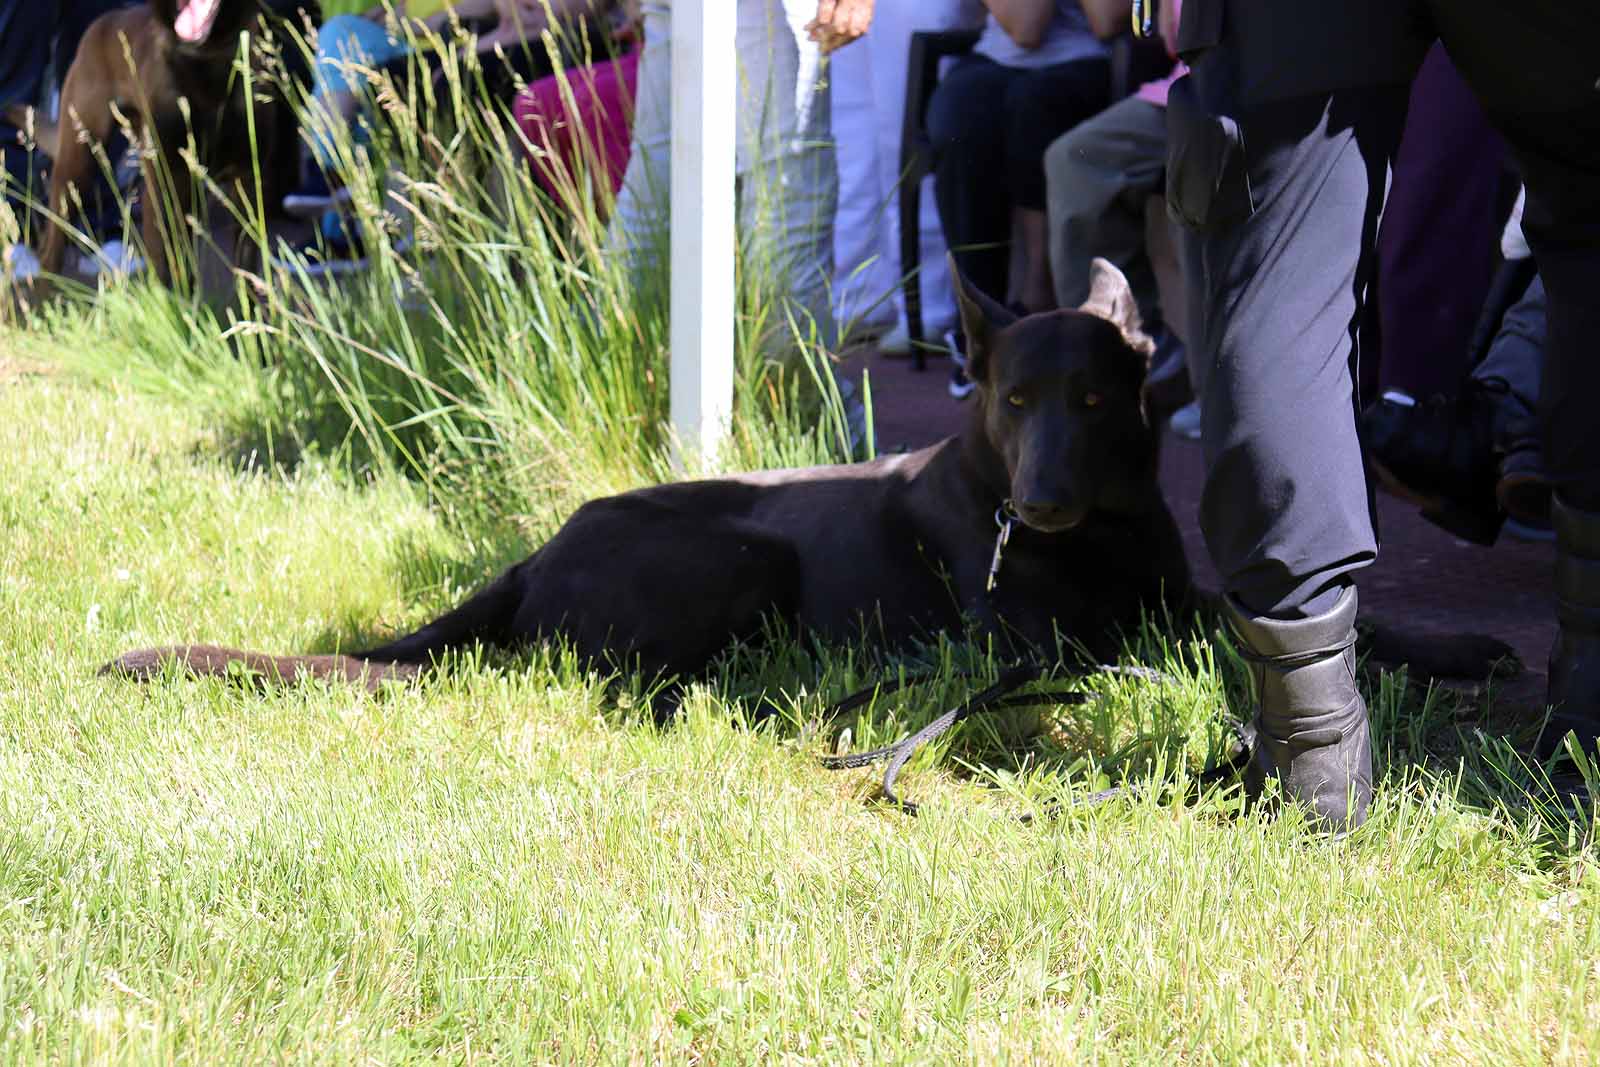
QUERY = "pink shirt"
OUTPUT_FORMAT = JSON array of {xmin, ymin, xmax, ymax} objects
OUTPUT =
[{"xmin": 1132, "ymin": 0, "xmax": 1186, "ymax": 108}]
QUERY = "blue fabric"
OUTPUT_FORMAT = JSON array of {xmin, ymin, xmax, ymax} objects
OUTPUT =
[
  {"xmin": 0, "ymin": 0, "xmax": 53, "ymax": 109},
  {"xmin": 314, "ymin": 14, "xmax": 415, "ymax": 96},
  {"xmin": 973, "ymin": 1, "xmax": 1106, "ymax": 70}
]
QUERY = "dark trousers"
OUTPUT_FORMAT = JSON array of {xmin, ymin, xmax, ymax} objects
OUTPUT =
[
  {"xmin": 0, "ymin": 0, "xmax": 54, "ymax": 216},
  {"xmin": 1171, "ymin": 0, "xmax": 1600, "ymax": 618},
  {"xmin": 0, "ymin": 0, "xmax": 133, "ymax": 232},
  {"xmin": 928, "ymin": 53, "xmax": 1108, "ymax": 301}
]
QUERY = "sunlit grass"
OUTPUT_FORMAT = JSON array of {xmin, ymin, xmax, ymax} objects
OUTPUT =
[{"xmin": 2, "ymin": 10, "xmax": 1598, "ymax": 1062}]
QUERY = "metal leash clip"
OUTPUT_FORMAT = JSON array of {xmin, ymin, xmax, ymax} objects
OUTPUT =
[{"xmin": 986, "ymin": 501, "xmax": 1017, "ymax": 593}]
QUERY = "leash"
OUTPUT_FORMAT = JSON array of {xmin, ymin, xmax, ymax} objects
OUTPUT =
[
  {"xmin": 819, "ymin": 495, "xmax": 1252, "ymax": 816},
  {"xmin": 818, "ymin": 661, "xmax": 1251, "ymax": 818}
]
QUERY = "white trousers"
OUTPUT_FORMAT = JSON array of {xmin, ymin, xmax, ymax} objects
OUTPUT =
[
  {"xmin": 610, "ymin": 0, "xmax": 838, "ymax": 354},
  {"xmin": 829, "ymin": 0, "xmax": 983, "ymax": 339}
]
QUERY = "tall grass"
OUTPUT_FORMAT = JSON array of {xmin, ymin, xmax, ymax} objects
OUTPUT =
[{"xmin": 13, "ymin": 4, "xmax": 863, "ymax": 535}]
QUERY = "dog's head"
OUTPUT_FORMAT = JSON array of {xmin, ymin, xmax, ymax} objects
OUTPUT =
[
  {"xmin": 151, "ymin": 0, "xmax": 260, "ymax": 49},
  {"xmin": 955, "ymin": 258, "xmax": 1160, "ymax": 534}
]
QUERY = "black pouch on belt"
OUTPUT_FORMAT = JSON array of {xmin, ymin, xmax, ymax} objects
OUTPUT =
[{"xmin": 1164, "ymin": 73, "xmax": 1255, "ymax": 235}]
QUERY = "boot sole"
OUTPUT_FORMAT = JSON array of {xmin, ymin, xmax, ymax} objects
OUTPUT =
[
  {"xmin": 1497, "ymin": 469, "xmax": 1552, "ymax": 526},
  {"xmin": 1370, "ymin": 457, "xmax": 1503, "ymax": 546}
]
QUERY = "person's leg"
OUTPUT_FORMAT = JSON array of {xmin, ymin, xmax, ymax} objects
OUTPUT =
[
  {"xmin": 1360, "ymin": 270, "xmax": 1545, "ymax": 544},
  {"xmin": 927, "ymin": 55, "xmax": 1015, "ymax": 300},
  {"xmin": 1471, "ymin": 274, "xmax": 1543, "ymax": 430},
  {"xmin": 606, "ymin": 4, "xmax": 672, "ymax": 291},
  {"xmin": 732, "ymin": 0, "xmax": 837, "ymax": 357},
  {"xmin": 1044, "ymin": 95, "xmax": 1169, "ymax": 318},
  {"xmin": 1195, "ymin": 92, "xmax": 1409, "ymax": 830},
  {"xmin": 307, "ymin": 14, "xmax": 414, "ymax": 170},
  {"xmin": 1193, "ymin": 93, "xmax": 1409, "ymax": 620},
  {"xmin": 864, "ymin": 0, "xmax": 977, "ymax": 340},
  {"xmin": 1374, "ymin": 44, "xmax": 1504, "ymax": 400},
  {"xmin": 0, "ymin": 0, "xmax": 56, "ymax": 231},
  {"xmin": 1002, "ymin": 57, "xmax": 1109, "ymax": 311},
  {"xmin": 1169, "ymin": 0, "xmax": 1429, "ymax": 827},
  {"xmin": 1431, "ymin": 0, "xmax": 1600, "ymax": 743},
  {"xmin": 828, "ymin": 25, "xmax": 898, "ymax": 337}
]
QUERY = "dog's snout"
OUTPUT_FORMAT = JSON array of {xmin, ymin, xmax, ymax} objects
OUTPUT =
[{"xmin": 1015, "ymin": 496, "xmax": 1085, "ymax": 533}]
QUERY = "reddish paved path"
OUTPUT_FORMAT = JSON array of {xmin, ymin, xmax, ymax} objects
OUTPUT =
[{"xmin": 846, "ymin": 350, "xmax": 1556, "ymax": 694}]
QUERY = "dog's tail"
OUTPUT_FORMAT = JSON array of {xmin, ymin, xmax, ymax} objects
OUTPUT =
[
  {"xmin": 100, "ymin": 645, "xmax": 422, "ymax": 691},
  {"xmin": 102, "ymin": 560, "xmax": 532, "ymax": 690}
]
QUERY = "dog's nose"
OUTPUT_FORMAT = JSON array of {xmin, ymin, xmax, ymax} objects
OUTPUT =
[{"xmin": 1015, "ymin": 497, "xmax": 1085, "ymax": 532}]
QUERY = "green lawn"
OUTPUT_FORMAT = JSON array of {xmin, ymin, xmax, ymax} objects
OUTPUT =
[{"xmin": 3, "ymin": 322, "xmax": 1599, "ymax": 1063}]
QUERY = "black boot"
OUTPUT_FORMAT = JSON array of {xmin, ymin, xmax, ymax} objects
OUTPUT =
[
  {"xmin": 1362, "ymin": 385, "xmax": 1504, "ymax": 545},
  {"xmin": 1225, "ymin": 586, "xmax": 1372, "ymax": 831},
  {"xmin": 1541, "ymin": 496, "xmax": 1600, "ymax": 757}
]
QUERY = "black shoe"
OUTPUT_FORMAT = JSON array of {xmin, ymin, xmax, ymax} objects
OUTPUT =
[
  {"xmin": 1362, "ymin": 386, "xmax": 1504, "ymax": 545},
  {"xmin": 1225, "ymin": 587, "xmax": 1372, "ymax": 833},
  {"xmin": 1540, "ymin": 496, "xmax": 1600, "ymax": 758}
]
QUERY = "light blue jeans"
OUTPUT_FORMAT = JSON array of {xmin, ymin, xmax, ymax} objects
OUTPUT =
[
  {"xmin": 308, "ymin": 14, "xmax": 415, "ymax": 166},
  {"xmin": 608, "ymin": 0, "xmax": 838, "ymax": 356}
]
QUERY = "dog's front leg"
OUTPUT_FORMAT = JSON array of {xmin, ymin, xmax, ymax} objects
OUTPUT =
[
  {"xmin": 38, "ymin": 86, "xmax": 116, "ymax": 276},
  {"xmin": 140, "ymin": 145, "xmax": 193, "ymax": 287}
]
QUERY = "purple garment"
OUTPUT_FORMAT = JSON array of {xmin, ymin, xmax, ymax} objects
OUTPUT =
[{"xmin": 1370, "ymin": 44, "xmax": 1505, "ymax": 402}]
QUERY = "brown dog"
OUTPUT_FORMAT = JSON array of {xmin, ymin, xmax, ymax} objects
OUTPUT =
[{"xmin": 38, "ymin": 0, "xmax": 272, "ymax": 284}]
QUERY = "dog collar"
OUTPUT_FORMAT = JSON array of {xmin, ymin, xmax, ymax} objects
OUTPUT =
[{"xmin": 986, "ymin": 500, "xmax": 1019, "ymax": 594}]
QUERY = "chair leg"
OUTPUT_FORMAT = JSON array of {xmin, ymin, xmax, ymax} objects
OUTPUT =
[{"xmin": 900, "ymin": 165, "xmax": 926, "ymax": 370}]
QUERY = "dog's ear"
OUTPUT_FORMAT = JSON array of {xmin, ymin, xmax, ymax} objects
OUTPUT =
[
  {"xmin": 949, "ymin": 254, "xmax": 1015, "ymax": 385},
  {"xmin": 1080, "ymin": 258, "xmax": 1155, "ymax": 369}
]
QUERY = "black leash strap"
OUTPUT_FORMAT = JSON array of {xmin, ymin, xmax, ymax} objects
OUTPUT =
[{"xmin": 817, "ymin": 662, "xmax": 1228, "ymax": 817}]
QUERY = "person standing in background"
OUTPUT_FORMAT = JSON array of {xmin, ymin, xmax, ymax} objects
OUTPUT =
[
  {"xmin": 609, "ymin": 0, "xmax": 842, "ymax": 362},
  {"xmin": 828, "ymin": 0, "xmax": 984, "ymax": 352},
  {"xmin": 1166, "ymin": 0, "xmax": 1599, "ymax": 831}
]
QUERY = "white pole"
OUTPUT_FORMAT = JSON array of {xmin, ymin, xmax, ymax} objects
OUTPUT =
[{"xmin": 669, "ymin": 0, "xmax": 737, "ymax": 466}]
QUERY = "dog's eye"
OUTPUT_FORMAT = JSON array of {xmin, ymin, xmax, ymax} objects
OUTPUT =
[
  {"xmin": 1082, "ymin": 392, "xmax": 1103, "ymax": 409},
  {"xmin": 1007, "ymin": 392, "xmax": 1026, "ymax": 409}
]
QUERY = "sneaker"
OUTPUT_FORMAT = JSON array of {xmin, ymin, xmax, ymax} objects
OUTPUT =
[
  {"xmin": 1169, "ymin": 400, "xmax": 1202, "ymax": 441},
  {"xmin": 945, "ymin": 328, "xmax": 975, "ymax": 400},
  {"xmin": 1362, "ymin": 386, "xmax": 1504, "ymax": 545},
  {"xmin": 272, "ymin": 210, "xmax": 373, "ymax": 277},
  {"xmin": 875, "ymin": 318, "xmax": 911, "ymax": 355},
  {"xmin": 77, "ymin": 238, "xmax": 144, "ymax": 277},
  {"xmin": 4, "ymin": 242, "xmax": 39, "ymax": 282}
]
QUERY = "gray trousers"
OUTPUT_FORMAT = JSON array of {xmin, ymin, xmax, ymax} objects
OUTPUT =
[
  {"xmin": 1045, "ymin": 96, "xmax": 1168, "ymax": 321},
  {"xmin": 1475, "ymin": 274, "xmax": 1545, "ymax": 430},
  {"xmin": 1170, "ymin": 0, "xmax": 1600, "ymax": 617}
]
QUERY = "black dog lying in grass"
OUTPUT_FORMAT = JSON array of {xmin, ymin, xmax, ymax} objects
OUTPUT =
[{"xmin": 107, "ymin": 261, "xmax": 1508, "ymax": 703}]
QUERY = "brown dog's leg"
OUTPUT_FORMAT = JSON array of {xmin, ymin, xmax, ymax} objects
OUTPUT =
[
  {"xmin": 38, "ymin": 71, "xmax": 117, "ymax": 276},
  {"xmin": 228, "ymin": 102, "xmax": 278, "ymax": 280},
  {"xmin": 140, "ymin": 146, "xmax": 193, "ymax": 287}
]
